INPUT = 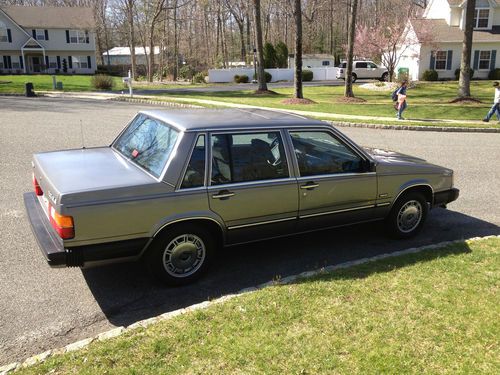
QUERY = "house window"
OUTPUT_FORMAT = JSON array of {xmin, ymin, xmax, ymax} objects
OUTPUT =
[
  {"xmin": 322, "ymin": 60, "xmax": 330, "ymax": 66},
  {"xmin": 474, "ymin": 8, "xmax": 489, "ymax": 28},
  {"xmin": 69, "ymin": 30, "xmax": 88, "ymax": 44},
  {"xmin": 72, "ymin": 56, "xmax": 88, "ymax": 69},
  {"xmin": 35, "ymin": 29, "xmax": 45, "ymax": 40},
  {"xmin": 479, "ymin": 50, "xmax": 491, "ymax": 70},
  {"xmin": 48, "ymin": 56, "xmax": 57, "ymax": 68},
  {"xmin": 434, "ymin": 51, "xmax": 448, "ymax": 70},
  {"xmin": 0, "ymin": 22, "xmax": 8, "ymax": 42}
]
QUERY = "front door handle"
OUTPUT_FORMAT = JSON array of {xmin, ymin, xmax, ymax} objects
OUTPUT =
[
  {"xmin": 300, "ymin": 182, "xmax": 319, "ymax": 190},
  {"xmin": 212, "ymin": 190, "xmax": 235, "ymax": 199}
]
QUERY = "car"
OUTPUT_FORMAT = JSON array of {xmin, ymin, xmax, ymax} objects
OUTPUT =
[
  {"xmin": 24, "ymin": 109, "xmax": 459, "ymax": 285},
  {"xmin": 336, "ymin": 60, "xmax": 389, "ymax": 82}
]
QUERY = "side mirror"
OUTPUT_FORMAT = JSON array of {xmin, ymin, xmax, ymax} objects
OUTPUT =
[{"xmin": 364, "ymin": 159, "xmax": 376, "ymax": 172}]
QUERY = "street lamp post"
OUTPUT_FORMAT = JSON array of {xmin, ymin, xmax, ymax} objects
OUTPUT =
[{"xmin": 253, "ymin": 48, "xmax": 257, "ymax": 83}]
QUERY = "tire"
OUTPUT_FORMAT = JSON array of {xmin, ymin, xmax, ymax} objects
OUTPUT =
[
  {"xmin": 381, "ymin": 72, "xmax": 388, "ymax": 82},
  {"xmin": 145, "ymin": 224, "xmax": 214, "ymax": 286},
  {"xmin": 385, "ymin": 192, "xmax": 428, "ymax": 239},
  {"xmin": 352, "ymin": 73, "xmax": 357, "ymax": 83}
]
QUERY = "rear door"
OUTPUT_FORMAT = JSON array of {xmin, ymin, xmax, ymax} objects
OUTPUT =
[
  {"xmin": 207, "ymin": 130, "xmax": 298, "ymax": 244},
  {"xmin": 287, "ymin": 129, "xmax": 378, "ymax": 232}
]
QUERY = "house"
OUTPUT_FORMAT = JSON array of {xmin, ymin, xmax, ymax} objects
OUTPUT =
[
  {"xmin": 0, "ymin": 6, "xmax": 96, "ymax": 74},
  {"xmin": 288, "ymin": 54, "xmax": 336, "ymax": 69},
  {"xmin": 103, "ymin": 46, "xmax": 161, "ymax": 66},
  {"xmin": 396, "ymin": 0, "xmax": 500, "ymax": 80}
]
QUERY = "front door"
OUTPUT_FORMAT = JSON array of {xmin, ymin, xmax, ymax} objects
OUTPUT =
[
  {"xmin": 207, "ymin": 130, "xmax": 298, "ymax": 244},
  {"xmin": 288, "ymin": 130, "xmax": 378, "ymax": 232},
  {"xmin": 31, "ymin": 56, "xmax": 41, "ymax": 73}
]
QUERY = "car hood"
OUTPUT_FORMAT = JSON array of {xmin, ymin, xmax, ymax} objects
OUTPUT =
[
  {"xmin": 363, "ymin": 147, "xmax": 427, "ymax": 164},
  {"xmin": 33, "ymin": 147, "xmax": 170, "ymax": 207}
]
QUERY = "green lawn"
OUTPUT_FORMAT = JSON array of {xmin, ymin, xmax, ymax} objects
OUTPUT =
[
  {"xmin": 17, "ymin": 237, "xmax": 500, "ymax": 374},
  {"xmin": 157, "ymin": 81, "xmax": 497, "ymax": 122}
]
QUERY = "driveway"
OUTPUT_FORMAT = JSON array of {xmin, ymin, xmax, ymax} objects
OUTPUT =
[{"xmin": 0, "ymin": 96, "xmax": 498, "ymax": 365}]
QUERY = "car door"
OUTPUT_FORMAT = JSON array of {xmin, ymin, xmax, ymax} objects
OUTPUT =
[
  {"xmin": 287, "ymin": 129, "xmax": 378, "ymax": 232},
  {"xmin": 207, "ymin": 130, "xmax": 298, "ymax": 245},
  {"xmin": 367, "ymin": 62, "xmax": 378, "ymax": 78}
]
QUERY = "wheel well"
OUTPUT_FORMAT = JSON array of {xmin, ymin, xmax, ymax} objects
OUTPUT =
[
  {"xmin": 153, "ymin": 219, "xmax": 224, "ymax": 249},
  {"xmin": 397, "ymin": 185, "xmax": 433, "ymax": 205}
]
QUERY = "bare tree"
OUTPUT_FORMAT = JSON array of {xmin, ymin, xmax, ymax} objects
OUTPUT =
[
  {"xmin": 344, "ymin": 0, "xmax": 358, "ymax": 97},
  {"xmin": 253, "ymin": 0, "xmax": 267, "ymax": 91},
  {"xmin": 458, "ymin": 0, "xmax": 476, "ymax": 98}
]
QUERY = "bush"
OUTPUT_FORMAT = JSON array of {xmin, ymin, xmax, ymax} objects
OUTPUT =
[
  {"xmin": 488, "ymin": 68, "xmax": 500, "ymax": 80},
  {"xmin": 192, "ymin": 72, "xmax": 206, "ymax": 84},
  {"xmin": 253, "ymin": 71, "xmax": 272, "ymax": 83},
  {"xmin": 179, "ymin": 64, "xmax": 196, "ymax": 80},
  {"xmin": 302, "ymin": 70, "xmax": 313, "ymax": 82},
  {"xmin": 234, "ymin": 74, "xmax": 248, "ymax": 83},
  {"xmin": 454, "ymin": 68, "xmax": 474, "ymax": 80},
  {"xmin": 91, "ymin": 74, "xmax": 114, "ymax": 90},
  {"xmin": 422, "ymin": 69, "xmax": 438, "ymax": 81}
]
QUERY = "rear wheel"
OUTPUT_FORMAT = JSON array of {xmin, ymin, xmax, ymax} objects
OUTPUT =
[
  {"xmin": 145, "ymin": 224, "xmax": 214, "ymax": 286},
  {"xmin": 351, "ymin": 73, "xmax": 357, "ymax": 83},
  {"xmin": 386, "ymin": 192, "xmax": 428, "ymax": 238},
  {"xmin": 381, "ymin": 72, "xmax": 389, "ymax": 81}
]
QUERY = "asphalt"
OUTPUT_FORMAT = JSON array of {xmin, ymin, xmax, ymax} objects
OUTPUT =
[{"xmin": 0, "ymin": 96, "xmax": 499, "ymax": 365}]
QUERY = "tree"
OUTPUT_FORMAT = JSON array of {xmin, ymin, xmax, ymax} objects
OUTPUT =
[
  {"xmin": 292, "ymin": 0, "xmax": 303, "ymax": 99},
  {"xmin": 458, "ymin": 0, "xmax": 476, "ymax": 98},
  {"xmin": 253, "ymin": 0, "xmax": 268, "ymax": 91},
  {"xmin": 224, "ymin": 0, "xmax": 248, "ymax": 63},
  {"xmin": 275, "ymin": 41, "xmax": 289, "ymax": 68},
  {"xmin": 263, "ymin": 42, "xmax": 277, "ymax": 68},
  {"xmin": 344, "ymin": 0, "xmax": 358, "ymax": 97}
]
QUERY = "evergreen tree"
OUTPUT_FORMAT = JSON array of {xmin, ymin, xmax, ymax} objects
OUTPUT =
[
  {"xmin": 275, "ymin": 41, "xmax": 289, "ymax": 68},
  {"xmin": 263, "ymin": 42, "xmax": 277, "ymax": 68}
]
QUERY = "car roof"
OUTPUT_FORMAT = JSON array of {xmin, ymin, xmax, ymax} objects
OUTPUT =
[{"xmin": 139, "ymin": 108, "xmax": 326, "ymax": 132}]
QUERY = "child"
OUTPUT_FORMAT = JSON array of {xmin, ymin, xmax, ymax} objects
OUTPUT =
[{"xmin": 482, "ymin": 81, "xmax": 500, "ymax": 123}]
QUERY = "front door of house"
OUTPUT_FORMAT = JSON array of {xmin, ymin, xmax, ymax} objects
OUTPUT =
[{"xmin": 32, "ymin": 57, "xmax": 40, "ymax": 73}]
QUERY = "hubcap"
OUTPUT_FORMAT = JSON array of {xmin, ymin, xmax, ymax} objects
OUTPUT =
[
  {"xmin": 162, "ymin": 234, "xmax": 205, "ymax": 278},
  {"xmin": 397, "ymin": 200, "xmax": 422, "ymax": 233}
]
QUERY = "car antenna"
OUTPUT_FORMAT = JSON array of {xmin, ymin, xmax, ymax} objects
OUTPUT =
[{"xmin": 80, "ymin": 119, "xmax": 86, "ymax": 149}]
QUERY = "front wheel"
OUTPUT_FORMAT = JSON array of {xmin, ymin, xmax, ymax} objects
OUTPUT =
[
  {"xmin": 145, "ymin": 224, "xmax": 214, "ymax": 286},
  {"xmin": 351, "ymin": 73, "xmax": 357, "ymax": 83},
  {"xmin": 381, "ymin": 72, "xmax": 389, "ymax": 82},
  {"xmin": 385, "ymin": 192, "xmax": 428, "ymax": 238}
]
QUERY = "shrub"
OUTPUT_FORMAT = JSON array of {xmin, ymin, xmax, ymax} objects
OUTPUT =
[
  {"xmin": 253, "ymin": 71, "xmax": 272, "ymax": 83},
  {"xmin": 422, "ymin": 69, "xmax": 438, "ymax": 81},
  {"xmin": 91, "ymin": 74, "xmax": 114, "ymax": 90},
  {"xmin": 263, "ymin": 42, "xmax": 277, "ymax": 68},
  {"xmin": 233, "ymin": 74, "xmax": 248, "ymax": 83},
  {"xmin": 302, "ymin": 70, "xmax": 313, "ymax": 82},
  {"xmin": 192, "ymin": 72, "xmax": 206, "ymax": 84},
  {"xmin": 454, "ymin": 68, "xmax": 474, "ymax": 80},
  {"xmin": 488, "ymin": 68, "xmax": 500, "ymax": 80},
  {"xmin": 233, "ymin": 74, "xmax": 240, "ymax": 83},
  {"xmin": 179, "ymin": 64, "xmax": 196, "ymax": 80}
]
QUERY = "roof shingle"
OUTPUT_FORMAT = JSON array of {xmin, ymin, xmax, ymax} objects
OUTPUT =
[
  {"xmin": 0, "ymin": 6, "xmax": 95, "ymax": 29},
  {"xmin": 412, "ymin": 18, "xmax": 500, "ymax": 43}
]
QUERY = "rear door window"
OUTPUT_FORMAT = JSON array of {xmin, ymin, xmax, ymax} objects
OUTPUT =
[{"xmin": 181, "ymin": 135, "xmax": 206, "ymax": 189}]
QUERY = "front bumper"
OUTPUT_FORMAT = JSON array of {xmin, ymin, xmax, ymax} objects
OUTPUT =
[{"xmin": 433, "ymin": 188, "xmax": 460, "ymax": 207}]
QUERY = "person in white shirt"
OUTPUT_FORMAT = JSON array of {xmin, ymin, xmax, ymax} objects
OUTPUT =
[{"xmin": 482, "ymin": 81, "xmax": 500, "ymax": 123}]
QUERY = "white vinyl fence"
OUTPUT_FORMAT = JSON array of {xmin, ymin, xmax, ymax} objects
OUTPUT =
[{"xmin": 208, "ymin": 67, "xmax": 339, "ymax": 83}]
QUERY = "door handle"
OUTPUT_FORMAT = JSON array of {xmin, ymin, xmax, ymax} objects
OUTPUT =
[
  {"xmin": 212, "ymin": 190, "xmax": 235, "ymax": 199},
  {"xmin": 300, "ymin": 182, "xmax": 319, "ymax": 190}
]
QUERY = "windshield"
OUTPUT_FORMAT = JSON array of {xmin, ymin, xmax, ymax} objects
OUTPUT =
[{"xmin": 113, "ymin": 114, "xmax": 180, "ymax": 178}]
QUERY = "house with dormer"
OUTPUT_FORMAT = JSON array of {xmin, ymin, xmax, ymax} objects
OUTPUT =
[
  {"xmin": 0, "ymin": 6, "xmax": 96, "ymax": 74},
  {"xmin": 396, "ymin": 0, "xmax": 500, "ymax": 80}
]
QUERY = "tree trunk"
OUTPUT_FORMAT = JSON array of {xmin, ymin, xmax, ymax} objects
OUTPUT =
[
  {"xmin": 458, "ymin": 0, "xmax": 476, "ymax": 98},
  {"xmin": 126, "ymin": 0, "xmax": 137, "ymax": 80},
  {"xmin": 253, "ymin": 0, "xmax": 268, "ymax": 91},
  {"xmin": 293, "ymin": 0, "xmax": 303, "ymax": 99},
  {"xmin": 344, "ymin": 0, "xmax": 358, "ymax": 98}
]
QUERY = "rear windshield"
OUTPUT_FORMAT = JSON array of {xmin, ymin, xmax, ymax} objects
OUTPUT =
[{"xmin": 113, "ymin": 114, "xmax": 180, "ymax": 178}]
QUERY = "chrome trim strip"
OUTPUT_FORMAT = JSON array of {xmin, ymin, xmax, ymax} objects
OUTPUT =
[
  {"xmin": 212, "ymin": 192, "xmax": 235, "ymax": 199},
  {"xmin": 376, "ymin": 202, "xmax": 390, "ymax": 207},
  {"xmin": 299, "ymin": 204, "xmax": 375, "ymax": 219},
  {"xmin": 300, "ymin": 183, "xmax": 319, "ymax": 189},
  {"xmin": 390, "ymin": 184, "xmax": 434, "ymax": 210},
  {"xmin": 208, "ymin": 177, "xmax": 297, "ymax": 190},
  {"xmin": 228, "ymin": 217, "xmax": 296, "ymax": 230},
  {"xmin": 296, "ymin": 172, "xmax": 376, "ymax": 181},
  {"xmin": 153, "ymin": 216, "xmax": 225, "ymax": 238}
]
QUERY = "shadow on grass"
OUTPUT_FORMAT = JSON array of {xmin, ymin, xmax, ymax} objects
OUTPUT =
[{"xmin": 82, "ymin": 208, "xmax": 499, "ymax": 328}]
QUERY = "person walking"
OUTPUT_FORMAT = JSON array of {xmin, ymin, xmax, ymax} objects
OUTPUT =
[
  {"xmin": 482, "ymin": 81, "xmax": 500, "ymax": 123},
  {"xmin": 396, "ymin": 80, "xmax": 408, "ymax": 120}
]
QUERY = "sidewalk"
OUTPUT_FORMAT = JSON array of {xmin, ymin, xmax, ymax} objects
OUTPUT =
[{"xmin": 39, "ymin": 90, "xmax": 498, "ymax": 128}]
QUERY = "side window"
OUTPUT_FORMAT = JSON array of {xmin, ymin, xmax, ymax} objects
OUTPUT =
[
  {"xmin": 367, "ymin": 62, "xmax": 377, "ymax": 69},
  {"xmin": 289, "ymin": 131, "xmax": 364, "ymax": 177},
  {"xmin": 356, "ymin": 62, "xmax": 368, "ymax": 69},
  {"xmin": 211, "ymin": 132, "xmax": 289, "ymax": 185},
  {"xmin": 181, "ymin": 135, "xmax": 205, "ymax": 189}
]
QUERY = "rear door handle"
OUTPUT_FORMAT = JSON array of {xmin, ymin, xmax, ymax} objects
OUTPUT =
[
  {"xmin": 212, "ymin": 190, "xmax": 235, "ymax": 199},
  {"xmin": 300, "ymin": 182, "xmax": 319, "ymax": 190}
]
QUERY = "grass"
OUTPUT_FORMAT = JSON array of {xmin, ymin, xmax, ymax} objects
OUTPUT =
[
  {"xmin": 155, "ymin": 81, "xmax": 498, "ymax": 122},
  {"xmin": 17, "ymin": 237, "xmax": 500, "ymax": 374}
]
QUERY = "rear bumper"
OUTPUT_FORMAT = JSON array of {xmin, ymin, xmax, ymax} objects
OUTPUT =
[
  {"xmin": 433, "ymin": 188, "xmax": 460, "ymax": 207},
  {"xmin": 23, "ymin": 192, "xmax": 149, "ymax": 268}
]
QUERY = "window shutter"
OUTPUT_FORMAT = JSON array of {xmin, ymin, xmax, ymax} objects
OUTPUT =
[
  {"xmin": 7, "ymin": 29, "xmax": 11, "ymax": 43},
  {"xmin": 32, "ymin": 29, "xmax": 36, "ymax": 39},
  {"xmin": 87, "ymin": 56, "xmax": 91, "ymax": 69},
  {"xmin": 68, "ymin": 56, "xmax": 73, "ymax": 69},
  {"xmin": 45, "ymin": 55, "xmax": 49, "ymax": 68},
  {"xmin": 2, "ymin": 56, "xmax": 7, "ymax": 68},
  {"xmin": 57, "ymin": 56, "xmax": 61, "ymax": 69},
  {"xmin": 44, "ymin": 30, "xmax": 49, "ymax": 41},
  {"xmin": 446, "ymin": 50, "xmax": 453, "ymax": 70},
  {"xmin": 19, "ymin": 56, "xmax": 23, "ymax": 69},
  {"xmin": 430, "ymin": 51, "xmax": 435, "ymax": 69},
  {"xmin": 490, "ymin": 50, "xmax": 497, "ymax": 70},
  {"xmin": 66, "ymin": 30, "xmax": 70, "ymax": 43},
  {"xmin": 473, "ymin": 50, "xmax": 480, "ymax": 70}
]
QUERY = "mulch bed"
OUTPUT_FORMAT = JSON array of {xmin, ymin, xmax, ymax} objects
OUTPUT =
[
  {"xmin": 335, "ymin": 96, "xmax": 367, "ymax": 103},
  {"xmin": 449, "ymin": 97, "xmax": 483, "ymax": 104},
  {"xmin": 281, "ymin": 98, "xmax": 316, "ymax": 105}
]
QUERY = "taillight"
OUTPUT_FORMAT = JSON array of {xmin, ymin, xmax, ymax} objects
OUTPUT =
[
  {"xmin": 32, "ymin": 173, "xmax": 43, "ymax": 196},
  {"xmin": 48, "ymin": 205, "xmax": 74, "ymax": 239}
]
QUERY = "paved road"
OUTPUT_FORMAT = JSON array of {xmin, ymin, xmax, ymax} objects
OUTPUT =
[{"xmin": 0, "ymin": 96, "xmax": 499, "ymax": 365}]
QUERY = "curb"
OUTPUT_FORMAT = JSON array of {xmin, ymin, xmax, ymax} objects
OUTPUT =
[
  {"xmin": 1, "ymin": 234, "xmax": 498, "ymax": 374},
  {"xmin": 327, "ymin": 120, "xmax": 500, "ymax": 133},
  {"xmin": 110, "ymin": 97, "xmax": 203, "ymax": 108}
]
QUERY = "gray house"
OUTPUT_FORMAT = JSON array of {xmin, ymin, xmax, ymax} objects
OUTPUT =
[{"xmin": 0, "ymin": 6, "xmax": 96, "ymax": 74}]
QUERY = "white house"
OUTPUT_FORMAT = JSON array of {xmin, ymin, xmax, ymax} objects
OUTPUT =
[
  {"xmin": 103, "ymin": 46, "xmax": 161, "ymax": 66},
  {"xmin": 0, "ymin": 6, "xmax": 96, "ymax": 74},
  {"xmin": 396, "ymin": 0, "xmax": 500, "ymax": 80},
  {"xmin": 288, "ymin": 54, "xmax": 336, "ymax": 68}
]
